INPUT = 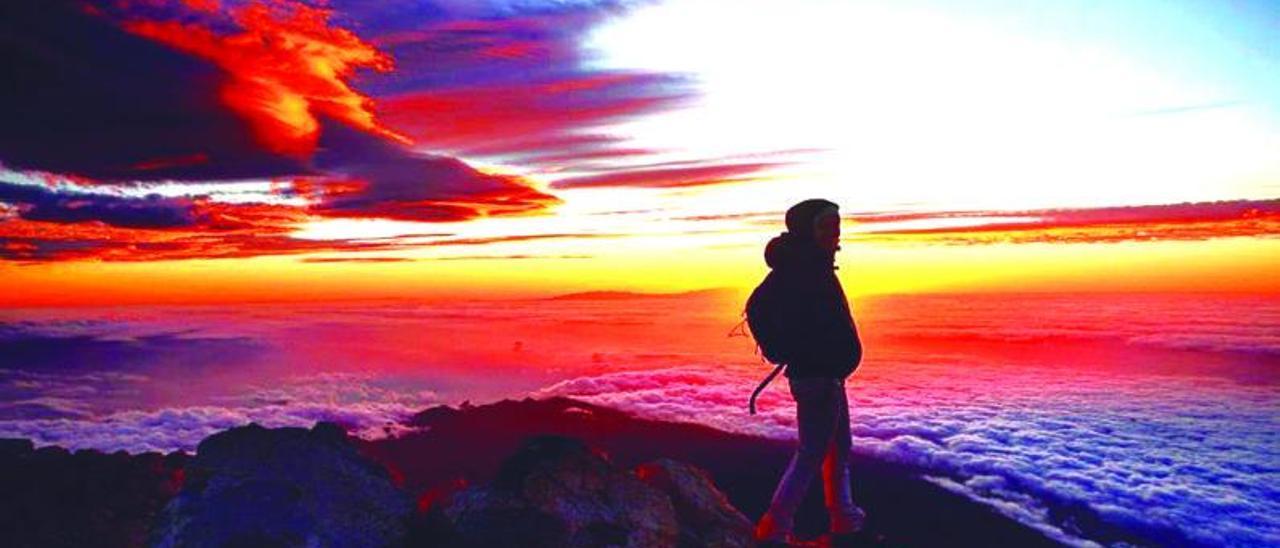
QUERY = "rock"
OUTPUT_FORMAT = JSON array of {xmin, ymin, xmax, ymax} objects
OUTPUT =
[
  {"xmin": 150, "ymin": 421, "xmax": 412, "ymax": 548},
  {"xmin": 0, "ymin": 437, "xmax": 34, "ymax": 459},
  {"xmin": 408, "ymin": 404, "xmax": 462, "ymax": 428},
  {"xmin": 437, "ymin": 487, "xmax": 569, "ymax": 547},
  {"xmin": 635, "ymin": 458, "xmax": 754, "ymax": 548},
  {"xmin": 431, "ymin": 435, "xmax": 679, "ymax": 548},
  {"xmin": 0, "ymin": 439, "xmax": 187, "ymax": 547}
]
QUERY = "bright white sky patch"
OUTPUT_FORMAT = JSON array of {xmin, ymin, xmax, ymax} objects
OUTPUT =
[{"xmin": 584, "ymin": 0, "xmax": 1280, "ymax": 212}]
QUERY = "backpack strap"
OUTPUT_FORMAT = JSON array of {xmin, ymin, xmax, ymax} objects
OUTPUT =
[
  {"xmin": 726, "ymin": 316, "xmax": 749, "ymax": 338},
  {"xmin": 748, "ymin": 362, "xmax": 787, "ymax": 415}
]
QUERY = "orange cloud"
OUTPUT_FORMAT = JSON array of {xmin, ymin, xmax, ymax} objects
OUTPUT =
[
  {"xmin": 550, "ymin": 162, "xmax": 784, "ymax": 189},
  {"xmin": 130, "ymin": 152, "xmax": 211, "ymax": 172},
  {"xmin": 381, "ymin": 72, "xmax": 688, "ymax": 163},
  {"xmin": 845, "ymin": 199, "xmax": 1280, "ymax": 245},
  {"xmin": 0, "ymin": 200, "xmax": 407, "ymax": 262},
  {"xmin": 122, "ymin": 0, "xmax": 409, "ymax": 158}
]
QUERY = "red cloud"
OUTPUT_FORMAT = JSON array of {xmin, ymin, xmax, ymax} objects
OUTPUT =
[
  {"xmin": 130, "ymin": 153, "xmax": 211, "ymax": 172},
  {"xmin": 381, "ymin": 72, "xmax": 689, "ymax": 163},
  {"xmin": 122, "ymin": 1, "xmax": 410, "ymax": 158},
  {"xmin": 550, "ymin": 162, "xmax": 784, "ymax": 190},
  {"xmin": 423, "ymin": 233, "xmax": 622, "ymax": 247},
  {"xmin": 848, "ymin": 199, "xmax": 1280, "ymax": 245},
  {"xmin": 0, "ymin": 200, "xmax": 406, "ymax": 262},
  {"xmin": 367, "ymin": 10, "xmax": 696, "ymax": 168}
]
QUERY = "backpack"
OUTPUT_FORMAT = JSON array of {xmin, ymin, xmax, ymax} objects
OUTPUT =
[
  {"xmin": 745, "ymin": 271, "xmax": 791, "ymax": 364},
  {"xmin": 738, "ymin": 271, "xmax": 791, "ymax": 415}
]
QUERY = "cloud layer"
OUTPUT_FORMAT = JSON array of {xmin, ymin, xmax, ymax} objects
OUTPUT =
[
  {"xmin": 2, "ymin": 292, "xmax": 1275, "ymax": 546},
  {"xmin": 0, "ymin": 370, "xmax": 437, "ymax": 453},
  {"xmin": 539, "ymin": 363, "xmax": 1279, "ymax": 547}
]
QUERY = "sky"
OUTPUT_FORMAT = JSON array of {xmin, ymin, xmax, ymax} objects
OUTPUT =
[
  {"xmin": 2, "ymin": 4, "xmax": 1278, "ymax": 543},
  {"xmin": 1, "ymin": 0, "xmax": 1278, "ymax": 304}
]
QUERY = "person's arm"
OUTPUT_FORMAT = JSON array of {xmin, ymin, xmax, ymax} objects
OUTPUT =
[
  {"xmin": 778, "ymin": 278, "xmax": 829, "ymax": 368},
  {"xmin": 786, "ymin": 275, "xmax": 861, "ymax": 376},
  {"xmin": 832, "ymin": 279, "xmax": 862, "ymax": 370}
]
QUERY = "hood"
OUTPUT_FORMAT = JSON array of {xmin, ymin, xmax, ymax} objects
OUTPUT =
[
  {"xmin": 765, "ymin": 231, "xmax": 836, "ymax": 272},
  {"xmin": 785, "ymin": 198, "xmax": 839, "ymax": 235}
]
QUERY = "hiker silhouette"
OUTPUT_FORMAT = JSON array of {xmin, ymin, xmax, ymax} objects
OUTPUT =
[{"xmin": 753, "ymin": 198, "xmax": 866, "ymax": 546}]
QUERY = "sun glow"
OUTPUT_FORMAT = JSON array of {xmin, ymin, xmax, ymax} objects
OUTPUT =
[
  {"xmin": 2, "ymin": 0, "xmax": 1276, "ymax": 304},
  {"xmin": 586, "ymin": 0, "xmax": 1280, "ymax": 211}
]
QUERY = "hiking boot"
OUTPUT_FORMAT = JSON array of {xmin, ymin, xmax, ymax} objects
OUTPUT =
[
  {"xmin": 754, "ymin": 512, "xmax": 788, "ymax": 545},
  {"xmin": 830, "ymin": 504, "xmax": 867, "ymax": 535}
]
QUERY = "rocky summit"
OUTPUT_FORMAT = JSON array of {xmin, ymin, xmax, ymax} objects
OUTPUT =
[
  {"xmin": 635, "ymin": 458, "xmax": 755, "ymax": 548},
  {"xmin": 419, "ymin": 435, "xmax": 752, "ymax": 548},
  {"xmin": 0, "ymin": 438, "xmax": 188, "ymax": 547},
  {"xmin": 141, "ymin": 421, "xmax": 747, "ymax": 548},
  {"xmin": 148, "ymin": 421, "xmax": 413, "ymax": 548},
  {"xmin": 1, "ymin": 397, "xmax": 1065, "ymax": 547}
]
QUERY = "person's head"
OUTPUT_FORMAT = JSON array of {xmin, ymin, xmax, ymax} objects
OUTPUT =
[{"xmin": 785, "ymin": 198, "xmax": 841, "ymax": 253}]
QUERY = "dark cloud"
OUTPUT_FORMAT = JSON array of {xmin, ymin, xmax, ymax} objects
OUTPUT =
[
  {"xmin": 353, "ymin": 1, "xmax": 697, "ymax": 167},
  {"xmin": 0, "ymin": 121, "xmax": 562, "ymax": 261},
  {"xmin": 308, "ymin": 120, "xmax": 561, "ymax": 222},
  {"xmin": 0, "ymin": 181, "xmax": 198, "ymax": 228},
  {"xmin": 0, "ymin": 326, "xmax": 269, "ymax": 375},
  {"xmin": 0, "ymin": 201, "xmax": 412, "ymax": 262},
  {"xmin": 0, "ymin": 0, "xmax": 564, "ymax": 232},
  {"xmin": 0, "ymin": 0, "xmax": 305, "ymax": 181},
  {"xmin": 0, "ymin": 233, "xmax": 405, "ymax": 263},
  {"xmin": 114, "ymin": 0, "xmax": 412, "ymax": 158},
  {"xmin": 352, "ymin": 1, "xmax": 637, "ymax": 95}
]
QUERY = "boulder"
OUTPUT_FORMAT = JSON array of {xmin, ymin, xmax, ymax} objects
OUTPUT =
[
  {"xmin": 0, "ymin": 437, "xmax": 34, "ymax": 458},
  {"xmin": 149, "ymin": 421, "xmax": 412, "ymax": 548},
  {"xmin": 431, "ymin": 435, "xmax": 679, "ymax": 548},
  {"xmin": 636, "ymin": 458, "xmax": 754, "ymax": 548},
  {"xmin": 0, "ymin": 440, "xmax": 187, "ymax": 547}
]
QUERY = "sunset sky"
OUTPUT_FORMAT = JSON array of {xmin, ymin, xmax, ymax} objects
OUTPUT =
[
  {"xmin": 2, "ymin": 0, "xmax": 1277, "ymax": 305},
  {"xmin": 3, "ymin": 4, "xmax": 1278, "ymax": 544}
]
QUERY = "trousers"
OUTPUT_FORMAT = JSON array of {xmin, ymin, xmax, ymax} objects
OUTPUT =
[{"xmin": 757, "ymin": 376, "xmax": 863, "ymax": 539}]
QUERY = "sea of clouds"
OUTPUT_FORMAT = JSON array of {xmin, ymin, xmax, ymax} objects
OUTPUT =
[
  {"xmin": 0, "ymin": 368, "xmax": 437, "ymax": 452},
  {"xmin": 1, "ymin": 293, "xmax": 1276, "ymax": 546},
  {"xmin": 538, "ymin": 361, "xmax": 1279, "ymax": 547},
  {"xmin": 864, "ymin": 292, "xmax": 1280, "ymax": 358}
]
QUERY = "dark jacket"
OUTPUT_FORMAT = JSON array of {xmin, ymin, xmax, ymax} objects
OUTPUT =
[{"xmin": 763, "ymin": 232, "xmax": 862, "ymax": 379}]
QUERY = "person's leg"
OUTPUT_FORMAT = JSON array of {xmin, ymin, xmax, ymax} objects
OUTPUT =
[
  {"xmin": 822, "ymin": 379, "xmax": 865, "ymax": 534},
  {"xmin": 755, "ymin": 377, "xmax": 840, "ymax": 541}
]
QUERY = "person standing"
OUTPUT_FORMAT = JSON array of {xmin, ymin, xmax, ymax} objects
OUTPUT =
[{"xmin": 754, "ymin": 198, "xmax": 866, "ymax": 546}]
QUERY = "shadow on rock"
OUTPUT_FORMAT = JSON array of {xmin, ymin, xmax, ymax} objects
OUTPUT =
[
  {"xmin": 149, "ymin": 421, "xmax": 412, "ymax": 548},
  {"xmin": 416, "ymin": 435, "xmax": 751, "ymax": 548}
]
